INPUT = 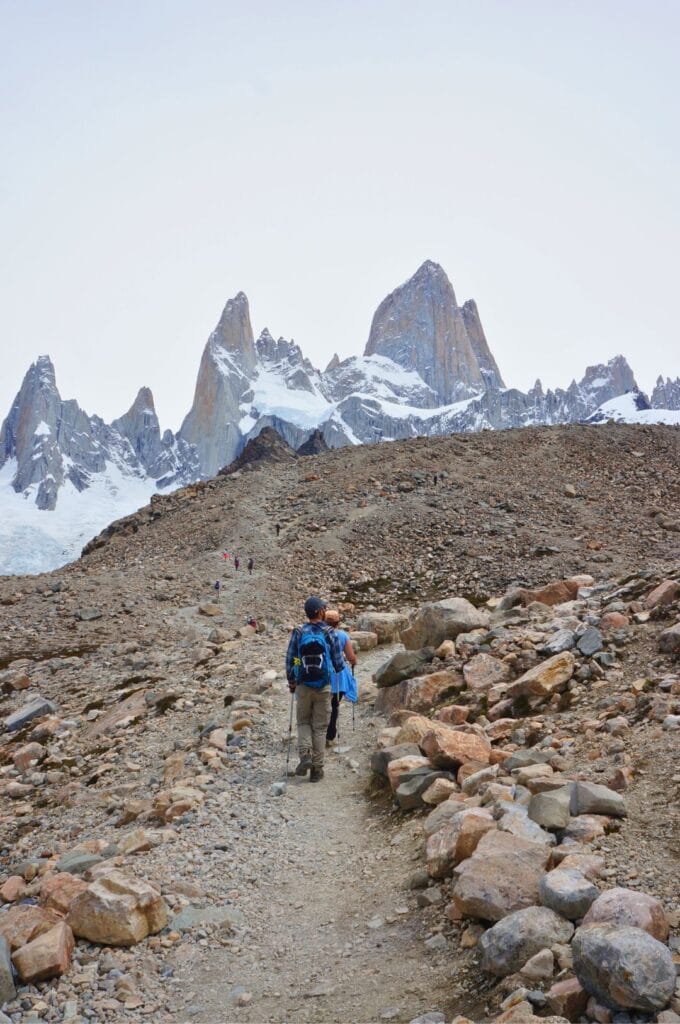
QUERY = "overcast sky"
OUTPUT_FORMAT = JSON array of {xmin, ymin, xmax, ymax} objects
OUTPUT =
[{"xmin": 2, "ymin": 0, "xmax": 678, "ymax": 431}]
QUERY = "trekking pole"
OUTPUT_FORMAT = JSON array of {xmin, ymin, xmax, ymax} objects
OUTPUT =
[
  {"xmin": 284, "ymin": 691, "xmax": 295, "ymax": 778},
  {"xmin": 352, "ymin": 666, "xmax": 356, "ymax": 732}
]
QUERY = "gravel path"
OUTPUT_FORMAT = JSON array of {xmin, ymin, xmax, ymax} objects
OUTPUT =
[{"xmin": 164, "ymin": 642, "xmax": 457, "ymax": 1024}]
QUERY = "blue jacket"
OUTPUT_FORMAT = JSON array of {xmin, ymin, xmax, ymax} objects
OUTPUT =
[{"xmin": 330, "ymin": 628, "xmax": 358, "ymax": 702}]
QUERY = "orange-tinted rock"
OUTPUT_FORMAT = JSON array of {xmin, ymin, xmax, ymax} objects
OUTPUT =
[
  {"xmin": 0, "ymin": 876, "xmax": 27, "ymax": 903},
  {"xmin": 421, "ymin": 727, "xmax": 491, "ymax": 769},
  {"xmin": 506, "ymin": 652, "xmax": 575, "ymax": 701},
  {"xmin": 646, "ymin": 579, "xmax": 680, "ymax": 609},
  {"xmin": 600, "ymin": 612, "xmax": 630, "ymax": 630},
  {"xmin": 39, "ymin": 873, "xmax": 89, "ymax": 915},
  {"xmin": 518, "ymin": 580, "xmax": 579, "ymax": 606},
  {"xmin": 0, "ymin": 905, "xmax": 62, "ymax": 951},
  {"xmin": 435, "ymin": 704, "xmax": 470, "ymax": 724},
  {"xmin": 67, "ymin": 870, "xmax": 168, "ymax": 946},
  {"xmin": 463, "ymin": 653, "xmax": 511, "ymax": 693},
  {"xmin": 582, "ymin": 888, "xmax": 669, "ymax": 942},
  {"xmin": 12, "ymin": 742, "xmax": 45, "ymax": 773},
  {"xmin": 426, "ymin": 809, "xmax": 496, "ymax": 878},
  {"xmin": 453, "ymin": 831, "xmax": 551, "ymax": 922},
  {"xmin": 546, "ymin": 976, "xmax": 589, "ymax": 1019},
  {"xmin": 386, "ymin": 755, "xmax": 430, "ymax": 791},
  {"xmin": 11, "ymin": 921, "xmax": 74, "ymax": 983}
]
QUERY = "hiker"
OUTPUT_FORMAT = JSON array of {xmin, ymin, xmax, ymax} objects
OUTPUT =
[
  {"xmin": 433, "ymin": 473, "xmax": 438, "ymax": 487},
  {"xmin": 222, "ymin": 551, "xmax": 229, "ymax": 561},
  {"xmin": 275, "ymin": 523, "xmax": 281, "ymax": 537},
  {"xmin": 234, "ymin": 555, "xmax": 240, "ymax": 571},
  {"xmin": 286, "ymin": 596, "xmax": 344, "ymax": 782},
  {"xmin": 324, "ymin": 608, "xmax": 357, "ymax": 746},
  {"xmin": 247, "ymin": 557, "xmax": 254, "ymax": 575},
  {"xmin": 214, "ymin": 580, "xmax": 221, "ymax": 601}
]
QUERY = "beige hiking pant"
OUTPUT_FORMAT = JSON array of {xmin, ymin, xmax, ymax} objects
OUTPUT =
[{"xmin": 296, "ymin": 684, "xmax": 331, "ymax": 769}]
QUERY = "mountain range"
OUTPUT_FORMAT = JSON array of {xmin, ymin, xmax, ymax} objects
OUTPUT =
[{"xmin": 1, "ymin": 260, "xmax": 679, "ymax": 575}]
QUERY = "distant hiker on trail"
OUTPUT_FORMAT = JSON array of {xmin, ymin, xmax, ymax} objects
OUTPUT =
[
  {"xmin": 222, "ymin": 551, "xmax": 229, "ymax": 561},
  {"xmin": 286, "ymin": 596, "xmax": 345, "ymax": 782},
  {"xmin": 275, "ymin": 523, "xmax": 281, "ymax": 537},
  {"xmin": 247, "ymin": 557, "xmax": 254, "ymax": 575},
  {"xmin": 234, "ymin": 556, "xmax": 240, "ymax": 571},
  {"xmin": 433, "ymin": 473, "xmax": 438, "ymax": 487},
  {"xmin": 324, "ymin": 608, "xmax": 357, "ymax": 746},
  {"xmin": 214, "ymin": 580, "xmax": 221, "ymax": 601}
]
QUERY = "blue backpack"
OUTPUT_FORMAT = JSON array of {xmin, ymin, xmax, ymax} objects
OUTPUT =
[{"xmin": 296, "ymin": 624, "xmax": 332, "ymax": 688}]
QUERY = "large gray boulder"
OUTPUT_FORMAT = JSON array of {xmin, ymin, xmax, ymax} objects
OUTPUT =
[
  {"xmin": 570, "ymin": 782, "xmax": 626, "ymax": 818},
  {"xmin": 400, "ymin": 598, "xmax": 489, "ymax": 651},
  {"xmin": 374, "ymin": 648, "xmax": 434, "ymax": 688},
  {"xmin": 479, "ymin": 905, "xmax": 574, "ymax": 976},
  {"xmin": 528, "ymin": 787, "xmax": 572, "ymax": 831},
  {"xmin": 572, "ymin": 923, "xmax": 676, "ymax": 1011},
  {"xmin": 539, "ymin": 868, "xmax": 599, "ymax": 920}
]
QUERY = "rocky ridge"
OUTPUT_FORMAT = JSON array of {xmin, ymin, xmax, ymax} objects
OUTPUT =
[{"xmin": 0, "ymin": 423, "xmax": 679, "ymax": 1023}]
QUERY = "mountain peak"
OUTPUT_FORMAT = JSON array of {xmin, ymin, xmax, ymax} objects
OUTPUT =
[
  {"xmin": 364, "ymin": 261, "xmax": 504, "ymax": 400},
  {"xmin": 209, "ymin": 291, "xmax": 256, "ymax": 371}
]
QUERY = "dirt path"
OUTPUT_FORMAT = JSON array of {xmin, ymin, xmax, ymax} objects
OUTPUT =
[{"xmin": 165, "ymin": 642, "xmax": 457, "ymax": 1024}]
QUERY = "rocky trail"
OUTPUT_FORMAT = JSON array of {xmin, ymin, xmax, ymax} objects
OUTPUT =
[{"xmin": 0, "ymin": 423, "xmax": 679, "ymax": 1024}]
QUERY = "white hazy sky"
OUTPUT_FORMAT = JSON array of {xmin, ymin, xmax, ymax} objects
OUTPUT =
[{"xmin": 2, "ymin": 0, "xmax": 679, "ymax": 431}]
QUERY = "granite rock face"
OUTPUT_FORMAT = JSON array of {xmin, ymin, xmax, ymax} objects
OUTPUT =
[{"xmin": 364, "ymin": 260, "xmax": 504, "ymax": 402}]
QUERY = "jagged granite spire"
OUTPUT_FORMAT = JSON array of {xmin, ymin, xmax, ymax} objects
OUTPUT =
[
  {"xmin": 178, "ymin": 291, "xmax": 257, "ymax": 476},
  {"xmin": 364, "ymin": 261, "xmax": 504, "ymax": 402}
]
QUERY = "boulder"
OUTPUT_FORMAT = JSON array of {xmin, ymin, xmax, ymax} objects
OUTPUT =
[
  {"xmin": 463, "ymin": 653, "xmax": 511, "ymax": 693},
  {"xmin": 423, "ymin": 796, "xmax": 468, "ymax": 836},
  {"xmin": 497, "ymin": 805, "xmax": 556, "ymax": 847},
  {"xmin": 546, "ymin": 977, "xmax": 589, "ymax": 1020},
  {"xmin": 646, "ymin": 579, "xmax": 680, "ymax": 609},
  {"xmin": 480, "ymin": 905, "xmax": 574, "ymax": 976},
  {"xmin": 374, "ymin": 648, "xmax": 435, "ymax": 688},
  {"xmin": 506, "ymin": 652, "xmax": 575, "ymax": 701},
  {"xmin": 453, "ymin": 831, "xmax": 551, "ymax": 922},
  {"xmin": 426, "ymin": 809, "xmax": 496, "ymax": 878},
  {"xmin": 0, "ymin": 936, "xmax": 16, "ymax": 1005},
  {"xmin": 375, "ymin": 669, "xmax": 462, "ymax": 714},
  {"xmin": 4, "ymin": 697, "xmax": 57, "ymax": 732},
  {"xmin": 541, "ymin": 630, "xmax": 576, "ymax": 655},
  {"xmin": 39, "ymin": 873, "xmax": 89, "ymax": 915},
  {"xmin": 659, "ymin": 623, "xmax": 680, "ymax": 656},
  {"xmin": 401, "ymin": 598, "xmax": 489, "ymax": 651},
  {"xmin": 386, "ymin": 755, "xmax": 431, "ymax": 791},
  {"xmin": 582, "ymin": 888, "xmax": 669, "ymax": 941},
  {"xmin": 12, "ymin": 742, "xmax": 46, "ymax": 772},
  {"xmin": 572, "ymin": 923, "xmax": 676, "ymax": 1012},
  {"xmin": 435, "ymin": 704, "xmax": 470, "ymax": 724},
  {"xmin": 569, "ymin": 782, "xmax": 626, "ymax": 818},
  {"xmin": 371, "ymin": 743, "xmax": 422, "ymax": 778},
  {"xmin": 528, "ymin": 787, "xmax": 572, "ymax": 831},
  {"xmin": 67, "ymin": 870, "xmax": 168, "ymax": 946},
  {"xmin": 356, "ymin": 612, "xmax": 408, "ymax": 642},
  {"xmin": 348, "ymin": 631, "xmax": 378, "ymax": 651},
  {"xmin": 539, "ymin": 869, "xmax": 599, "ymax": 920},
  {"xmin": 0, "ymin": 876, "xmax": 26, "ymax": 903},
  {"xmin": 421, "ymin": 777, "xmax": 459, "ymax": 805},
  {"xmin": 577, "ymin": 627, "xmax": 604, "ymax": 657},
  {"xmin": 11, "ymin": 921, "xmax": 74, "ymax": 983},
  {"xmin": 0, "ymin": 904, "xmax": 62, "ymax": 951},
  {"xmin": 395, "ymin": 770, "xmax": 454, "ymax": 810},
  {"xmin": 420, "ymin": 726, "xmax": 492, "ymax": 769},
  {"xmin": 517, "ymin": 580, "xmax": 580, "ymax": 607}
]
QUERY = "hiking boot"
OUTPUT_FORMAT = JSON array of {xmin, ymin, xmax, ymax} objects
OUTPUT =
[
  {"xmin": 294, "ymin": 757, "xmax": 312, "ymax": 776},
  {"xmin": 309, "ymin": 767, "xmax": 324, "ymax": 783}
]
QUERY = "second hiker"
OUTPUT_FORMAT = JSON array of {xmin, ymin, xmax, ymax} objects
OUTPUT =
[{"xmin": 286, "ymin": 596, "xmax": 345, "ymax": 782}]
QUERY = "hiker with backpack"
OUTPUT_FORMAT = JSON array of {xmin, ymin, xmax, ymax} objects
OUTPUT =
[
  {"xmin": 286, "ymin": 596, "xmax": 345, "ymax": 782},
  {"xmin": 234, "ymin": 555, "xmax": 240, "ymax": 571},
  {"xmin": 324, "ymin": 608, "xmax": 357, "ymax": 746},
  {"xmin": 247, "ymin": 557, "xmax": 254, "ymax": 575}
]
